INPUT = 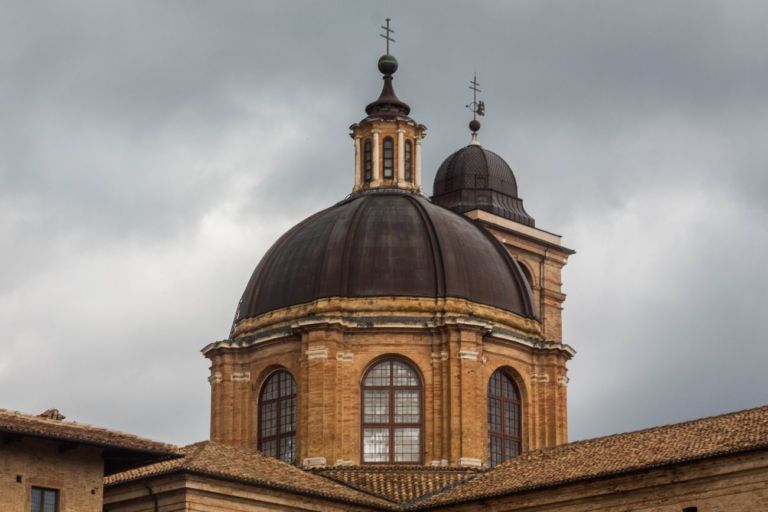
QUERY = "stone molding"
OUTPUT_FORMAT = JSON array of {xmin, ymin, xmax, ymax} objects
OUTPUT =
[
  {"xmin": 305, "ymin": 348, "xmax": 329, "ymax": 361},
  {"xmin": 458, "ymin": 349, "xmax": 480, "ymax": 361},
  {"xmin": 229, "ymin": 295, "xmax": 542, "ymax": 341},
  {"xmin": 231, "ymin": 371, "xmax": 251, "ymax": 382},
  {"xmin": 431, "ymin": 351, "xmax": 449, "ymax": 362},
  {"xmin": 335, "ymin": 351, "xmax": 354, "ymax": 362},
  {"xmin": 458, "ymin": 457, "xmax": 483, "ymax": 468},
  {"xmin": 302, "ymin": 457, "xmax": 327, "ymax": 469}
]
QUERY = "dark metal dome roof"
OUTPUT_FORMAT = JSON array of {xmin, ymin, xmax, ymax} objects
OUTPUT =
[
  {"xmin": 234, "ymin": 191, "xmax": 535, "ymax": 323},
  {"xmin": 432, "ymin": 145, "xmax": 535, "ymax": 227}
]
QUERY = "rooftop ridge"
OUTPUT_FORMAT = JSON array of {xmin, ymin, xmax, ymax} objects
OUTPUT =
[
  {"xmin": 408, "ymin": 403, "xmax": 768, "ymax": 509},
  {"xmin": 0, "ymin": 408, "xmax": 178, "ymax": 454}
]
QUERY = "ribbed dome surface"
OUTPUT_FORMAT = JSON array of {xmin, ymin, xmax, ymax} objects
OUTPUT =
[
  {"xmin": 432, "ymin": 145, "xmax": 535, "ymax": 227},
  {"xmin": 234, "ymin": 191, "xmax": 535, "ymax": 323}
]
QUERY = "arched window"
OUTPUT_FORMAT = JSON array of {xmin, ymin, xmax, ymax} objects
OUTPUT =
[
  {"xmin": 362, "ymin": 359, "xmax": 422, "ymax": 464},
  {"xmin": 382, "ymin": 137, "xmax": 394, "ymax": 179},
  {"xmin": 258, "ymin": 370, "xmax": 297, "ymax": 464},
  {"xmin": 404, "ymin": 140, "xmax": 413, "ymax": 181},
  {"xmin": 364, "ymin": 140, "xmax": 372, "ymax": 182},
  {"xmin": 488, "ymin": 369, "xmax": 521, "ymax": 467}
]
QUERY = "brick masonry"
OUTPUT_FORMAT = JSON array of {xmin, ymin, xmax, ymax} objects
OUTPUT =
[{"xmin": 0, "ymin": 438, "xmax": 104, "ymax": 512}]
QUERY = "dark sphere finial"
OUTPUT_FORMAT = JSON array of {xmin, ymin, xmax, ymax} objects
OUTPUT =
[
  {"xmin": 378, "ymin": 54, "xmax": 398, "ymax": 75},
  {"xmin": 469, "ymin": 119, "xmax": 481, "ymax": 133}
]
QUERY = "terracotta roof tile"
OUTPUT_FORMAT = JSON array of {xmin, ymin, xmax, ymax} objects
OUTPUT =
[
  {"xmin": 0, "ymin": 408, "xmax": 178, "ymax": 456},
  {"xmin": 412, "ymin": 404, "xmax": 768, "ymax": 509},
  {"xmin": 106, "ymin": 441, "xmax": 396, "ymax": 509},
  {"xmin": 313, "ymin": 466, "xmax": 481, "ymax": 504}
]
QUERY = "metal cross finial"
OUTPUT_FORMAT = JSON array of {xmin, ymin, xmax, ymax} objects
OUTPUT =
[
  {"xmin": 466, "ymin": 73, "xmax": 486, "ymax": 120},
  {"xmin": 380, "ymin": 18, "xmax": 395, "ymax": 54}
]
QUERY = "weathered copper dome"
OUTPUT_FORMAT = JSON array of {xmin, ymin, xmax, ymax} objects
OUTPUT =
[
  {"xmin": 432, "ymin": 145, "xmax": 535, "ymax": 227},
  {"xmin": 234, "ymin": 190, "xmax": 535, "ymax": 325}
]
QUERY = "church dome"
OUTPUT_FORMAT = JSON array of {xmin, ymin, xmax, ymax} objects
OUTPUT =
[
  {"xmin": 234, "ymin": 190, "xmax": 535, "ymax": 325},
  {"xmin": 432, "ymin": 144, "xmax": 535, "ymax": 227}
]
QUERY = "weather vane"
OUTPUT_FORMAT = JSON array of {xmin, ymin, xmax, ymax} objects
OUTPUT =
[
  {"xmin": 466, "ymin": 73, "xmax": 486, "ymax": 121},
  {"xmin": 380, "ymin": 18, "xmax": 395, "ymax": 54}
]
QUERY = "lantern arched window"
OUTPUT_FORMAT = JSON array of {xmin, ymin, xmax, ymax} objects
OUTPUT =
[{"xmin": 382, "ymin": 137, "xmax": 394, "ymax": 179}]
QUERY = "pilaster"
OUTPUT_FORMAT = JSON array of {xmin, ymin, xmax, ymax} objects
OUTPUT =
[
  {"xmin": 371, "ymin": 130, "xmax": 381, "ymax": 187},
  {"xmin": 396, "ymin": 128, "xmax": 406, "ymax": 187}
]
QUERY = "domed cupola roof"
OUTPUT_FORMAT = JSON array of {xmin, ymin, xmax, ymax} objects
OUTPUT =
[
  {"xmin": 432, "ymin": 144, "xmax": 536, "ymax": 227},
  {"xmin": 233, "ymin": 191, "xmax": 536, "ymax": 326}
]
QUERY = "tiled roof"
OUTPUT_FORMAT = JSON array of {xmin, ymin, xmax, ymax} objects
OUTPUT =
[
  {"xmin": 411, "ymin": 404, "xmax": 768, "ymax": 509},
  {"xmin": 313, "ymin": 466, "xmax": 481, "ymax": 504},
  {"xmin": 104, "ymin": 405, "xmax": 768, "ymax": 510},
  {"xmin": 0, "ymin": 408, "xmax": 178, "ymax": 457},
  {"xmin": 106, "ymin": 441, "xmax": 396, "ymax": 509}
]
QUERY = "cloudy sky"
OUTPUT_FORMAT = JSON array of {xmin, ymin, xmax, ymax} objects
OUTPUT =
[{"xmin": 1, "ymin": 1, "xmax": 767, "ymax": 446}]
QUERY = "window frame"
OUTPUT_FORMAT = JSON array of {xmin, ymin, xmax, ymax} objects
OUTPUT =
[
  {"xmin": 257, "ymin": 369, "xmax": 297, "ymax": 465},
  {"xmin": 31, "ymin": 486, "xmax": 59, "ymax": 512},
  {"xmin": 363, "ymin": 139, "xmax": 372, "ymax": 182},
  {"xmin": 404, "ymin": 140, "xmax": 413, "ymax": 181},
  {"xmin": 360, "ymin": 358, "xmax": 424, "ymax": 464},
  {"xmin": 382, "ymin": 137, "xmax": 394, "ymax": 179},
  {"xmin": 487, "ymin": 368, "xmax": 522, "ymax": 467}
]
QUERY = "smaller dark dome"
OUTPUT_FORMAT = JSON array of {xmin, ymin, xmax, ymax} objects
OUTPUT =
[{"xmin": 432, "ymin": 145, "xmax": 535, "ymax": 227}]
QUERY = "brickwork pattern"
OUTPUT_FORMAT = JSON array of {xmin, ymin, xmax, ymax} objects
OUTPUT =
[{"xmin": 0, "ymin": 438, "xmax": 103, "ymax": 512}]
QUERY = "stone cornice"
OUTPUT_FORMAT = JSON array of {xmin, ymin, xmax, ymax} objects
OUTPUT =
[{"xmin": 230, "ymin": 296, "xmax": 542, "ymax": 340}]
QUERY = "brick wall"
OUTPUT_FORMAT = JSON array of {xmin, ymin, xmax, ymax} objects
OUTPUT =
[
  {"xmin": 0, "ymin": 437, "xmax": 103, "ymax": 512},
  {"xmin": 208, "ymin": 320, "xmax": 570, "ymax": 467}
]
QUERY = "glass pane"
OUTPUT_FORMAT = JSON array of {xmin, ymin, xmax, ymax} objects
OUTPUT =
[
  {"xmin": 280, "ymin": 396, "xmax": 296, "ymax": 434},
  {"xmin": 279, "ymin": 435, "xmax": 295, "ymax": 464},
  {"xmin": 501, "ymin": 375, "xmax": 516, "ymax": 400},
  {"xmin": 279, "ymin": 372, "xmax": 295, "ymax": 397},
  {"xmin": 261, "ymin": 401, "xmax": 276, "ymax": 437},
  {"xmin": 394, "ymin": 390, "xmax": 420, "ymax": 423},
  {"xmin": 489, "ymin": 371, "xmax": 501, "ymax": 397},
  {"xmin": 503, "ymin": 402, "xmax": 520, "ymax": 437},
  {"xmin": 394, "ymin": 428, "xmax": 420, "ymax": 462},
  {"xmin": 31, "ymin": 488, "xmax": 43, "ymax": 512},
  {"xmin": 392, "ymin": 361, "xmax": 418, "ymax": 386},
  {"xmin": 363, "ymin": 428, "xmax": 390, "ymax": 462},
  {"xmin": 488, "ymin": 398, "xmax": 501, "ymax": 434},
  {"xmin": 505, "ymin": 438, "xmax": 520, "ymax": 458},
  {"xmin": 263, "ymin": 374, "xmax": 280, "ymax": 400},
  {"xmin": 363, "ymin": 390, "xmax": 390, "ymax": 423},
  {"xmin": 260, "ymin": 438, "xmax": 276, "ymax": 457},
  {"xmin": 43, "ymin": 490, "xmax": 57, "ymax": 512},
  {"xmin": 489, "ymin": 436, "xmax": 502, "ymax": 467},
  {"xmin": 364, "ymin": 361, "xmax": 391, "ymax": 386}
]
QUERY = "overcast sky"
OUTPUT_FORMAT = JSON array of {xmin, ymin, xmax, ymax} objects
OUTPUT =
[{"xmin": 1, "ymin": 1, "xmax": 767, "ymax": 446}]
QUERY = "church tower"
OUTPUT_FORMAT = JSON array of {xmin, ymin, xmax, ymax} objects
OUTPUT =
[{"xmin": 203, "ymin": 24, "xmax": 574, "ymax": 470}]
